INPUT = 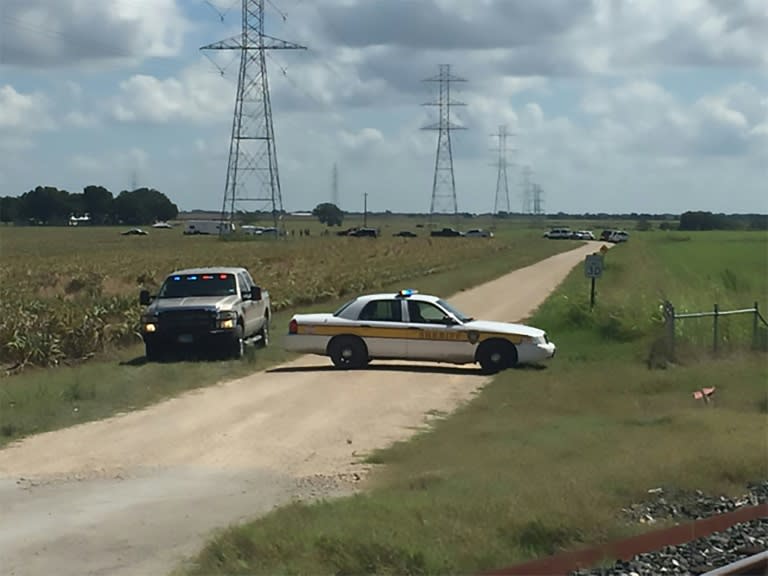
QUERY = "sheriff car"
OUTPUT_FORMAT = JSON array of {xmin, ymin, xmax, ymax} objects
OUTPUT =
[{"xmin": 284, "ymin": 289, "xmax": 556, "ymax": 373}]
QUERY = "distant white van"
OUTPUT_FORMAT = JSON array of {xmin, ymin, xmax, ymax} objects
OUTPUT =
[{"xmin": 183, "ymin": 220, "xmax": 235, "ymax": 235}]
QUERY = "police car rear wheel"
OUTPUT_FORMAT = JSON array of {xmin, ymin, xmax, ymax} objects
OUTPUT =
[{"xmin": 329, "ymin": 336, "xmax": 368, "ymax": 369}]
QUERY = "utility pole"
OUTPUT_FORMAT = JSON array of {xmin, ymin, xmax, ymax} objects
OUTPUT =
[
  {"xmin": 363, "ymin": 192, "xmax": 368, "ymax": 227},
  {"xmin": 201, "ymin": 0, "xmax": 306, "ymax": 235},
  {"xmin": 491, "ymin": 125, "xmax": 514, "ymax": 216},
  {"xmin": 421, "ymin": 64, "xmax": 466, "ymax": 229},
  {"xmin": 332, "ymin": 162, "xmax": 339, "ymax": 208}
]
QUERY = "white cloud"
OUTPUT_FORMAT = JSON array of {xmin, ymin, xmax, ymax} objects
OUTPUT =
[
  {"xmin": 110, "ymin": 61, "xmax": 235, "ymax": 123},
  {"xmin": 1, "ymin": 0, "xmax": 188, "ymax": 67},
  {"xmin": 0, "ymin": 85, "xmax": 54, "ymax": 132}
]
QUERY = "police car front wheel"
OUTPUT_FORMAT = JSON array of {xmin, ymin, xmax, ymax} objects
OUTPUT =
[
  {"xmin": 328, "ymin": 336, "xmax": 369, "ymax": 369},
  {"xmin": 477, "ymin": 340, "xmax": 517, "ymax": 374}
]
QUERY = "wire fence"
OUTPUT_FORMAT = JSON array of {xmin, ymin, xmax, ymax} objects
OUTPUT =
[{"xmin": 661, "ymin": 300, "xmax": 768, "ymax": 360}]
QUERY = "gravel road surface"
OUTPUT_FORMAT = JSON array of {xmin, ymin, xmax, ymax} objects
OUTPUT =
[{"xmin": 0, "ymin": 242, "xmax": 602, "ymax": 576}]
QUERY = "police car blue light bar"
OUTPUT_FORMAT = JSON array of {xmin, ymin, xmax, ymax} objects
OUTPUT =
[{"xmin": 397, "ymin": 289, "xmax": 419, "ymax": 297}]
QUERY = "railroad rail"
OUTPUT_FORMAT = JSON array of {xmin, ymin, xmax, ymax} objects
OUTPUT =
[
  {"xmin": 700, "ymin": 550, "xmax": 768, "ymax": 576},
  {"xmin": 481, "ymin": 502, "xmax": 767, "ymax": 576}
]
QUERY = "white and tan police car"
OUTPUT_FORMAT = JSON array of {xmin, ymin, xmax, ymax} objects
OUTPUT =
[{"xmin": 285, "ymin": 289, "xmax": 556, "ymax": 373}]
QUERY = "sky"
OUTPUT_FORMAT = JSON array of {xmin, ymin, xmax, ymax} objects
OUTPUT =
[{"xmin": 0, "ymin": 0, "xmax": 766, "ymax": 215}]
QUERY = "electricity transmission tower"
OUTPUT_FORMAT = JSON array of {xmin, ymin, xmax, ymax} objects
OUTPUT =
[
  {"xmin": 201, "ymin": 0, "xmax": 306, "ymax": 233},
  {"xmin": 521, "ymin": 165, "xmax": 533, "ymax": 214},
  {"xmin": 532, "ymin": 183, "xmax": 544, "ymax": 215},
  {"xmin": 491, "ymin": 125, "xmax": 514, "ymax": 215},
  {"xmin": 421, "ymin": 64, "xmax": 466, "ymax": 227},
  {"xmin": 331, "ymin": 162, "xmax": 339, "ymax": 208}
]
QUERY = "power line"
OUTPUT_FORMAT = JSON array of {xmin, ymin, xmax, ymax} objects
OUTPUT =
[{"xmin": 421, "ymin": 64, "xmax": 466, "ymax": 228}]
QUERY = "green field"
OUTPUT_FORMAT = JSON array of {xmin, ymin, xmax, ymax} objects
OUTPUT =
[
  {"xmin": 175, "ymin": 230, "xmax": 768, "ymax": 576},
  {"xmin": 0, "ymin": 218, "xmax": 576, "ymax": 446},
  {"xmin": 0, "ymin": 217, "xmax": 567, "ymax": 370}
]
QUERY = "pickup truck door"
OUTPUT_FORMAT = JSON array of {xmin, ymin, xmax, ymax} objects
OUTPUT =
[{"xmin": 237, "ymin": 272, "xmax": 258, "ymax": 336}]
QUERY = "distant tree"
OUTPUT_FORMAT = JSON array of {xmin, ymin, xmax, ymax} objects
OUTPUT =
[
  {"xmin": 635, "ymin": 218, "xmax": 652, "ymax": 231},
  {"xmin": 114, "ymin": 188, "xmax": 178, "ymax": 225},
  {"xmin": 679, "ymin": 211, "xmax": 726, "ymax": 231},
  {"xmin": 18, "ymin": 186, "xmax": 76, "ymax": 224},
  {"xmin": 658, "ymin": 221, "xmax": 675, "ymax": 231},
  {"xmin": 312, "ymin": 202, "xmax": 344, "ymax": 226},
  {"xmin": 82, "ymin": 185, "xmax": 114, "ymax": 224},
  {"xmin": 0, "ymin": 196, "xmax": 20, "ymax": 223}
]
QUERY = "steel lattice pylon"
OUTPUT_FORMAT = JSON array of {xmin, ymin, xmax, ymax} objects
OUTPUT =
[
  {"xmin": 201, "ymin": 0, "xmax": 306, "ymax": 233},
  {"xmin": 492, "ymin": 125, "xmax": 514, "ymax": 216},
  {"xmin": 421, "ymin": 64, "xmax": 466, "ymax": 227}
]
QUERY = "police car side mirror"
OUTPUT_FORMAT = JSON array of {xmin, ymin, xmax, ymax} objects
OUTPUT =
[{"xmin": 442, "ymin": 316, "xmax": 458, "ymax": 325}]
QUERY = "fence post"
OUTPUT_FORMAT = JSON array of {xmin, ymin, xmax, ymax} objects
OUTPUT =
[
  {"xmin": 754, "ymin": 301, "xmax": 760, "ymax": 350},
  {"xmin": 663, "ymin": 300, "xmax": 675, "ymax": 361},
  {"xmin": 713, "ymin": 303, "xmax": 719, "ymax": 356}
]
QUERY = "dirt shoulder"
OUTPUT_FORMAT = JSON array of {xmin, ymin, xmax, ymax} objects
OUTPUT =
[{"xmin": 0, "ymin": 242, "xmax": 601, "ymax": 576}]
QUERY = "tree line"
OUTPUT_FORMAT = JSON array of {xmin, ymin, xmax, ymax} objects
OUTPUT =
[{"xmin": 0, "ymin": 186, "xmax": 179, "ymax": 226}]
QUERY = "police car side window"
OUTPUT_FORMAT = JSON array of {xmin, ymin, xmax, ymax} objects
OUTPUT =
[
  {"xmin": 359, "ymin": 300, "xmax": 402, "ymax": 322},
  {"xmin": 408, "ymin": 301, "xmax": 447, "ymax": 324}
]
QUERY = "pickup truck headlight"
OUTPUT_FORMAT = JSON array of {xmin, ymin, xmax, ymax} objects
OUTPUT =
[
  {"xmin": 216, "ymin": 311, "xmax": 237, "ymax": 329},
  {"xmin": 141, "ymin": 315, "xmax": 158, "ymax": 333}
]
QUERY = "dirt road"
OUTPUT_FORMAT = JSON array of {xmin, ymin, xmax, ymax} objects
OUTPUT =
[{"xmin": 0, "ymin": 242, "xmax": 602, "ymax": 576}]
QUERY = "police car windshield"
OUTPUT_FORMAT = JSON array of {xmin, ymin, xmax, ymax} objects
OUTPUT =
[
  {"xmin": 158, "ymin": 274, "xmax": 237, "ymax": 298},
  {"xmin": 437, "ymin": 299, "xmax": 473, "ymax": 322}
]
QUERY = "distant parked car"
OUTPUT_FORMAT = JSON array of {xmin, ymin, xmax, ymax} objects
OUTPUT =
[
  {"xmin": 543, "ymin": 228, "xmax": 571, "ymax": 239},
  {"xmin": 465, "ymin": 228, "xmax": 494, "ymax": 238},
  {"xmin": 121, "ymin": 228, "xmax": 148, "ymax": 236},
  {"xmin": 571, "ymin": 230, "xmax": 595, "ymax": 240},
  {"xmin": 349, "ymin": 227, "xmax": 379, "ymax": 237},
  {"xmin": 393, "ymin": 230, "xmax": 417, "ymax": 237},
  {"xmin": 430, "ymin": 227, "xmax": 464, "ymax": 237},
  {"xmin": 608, "ymin": 230, "xmax": 629, "ymax": 243},
  {"xmin": 151, "ymin": 222, "xmax": 173, "ymax": 229}
]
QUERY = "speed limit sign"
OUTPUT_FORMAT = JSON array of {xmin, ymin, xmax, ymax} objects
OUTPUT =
[{"xmin": 584, "ymin": 254, "xmax": 603, "ymax": 278}]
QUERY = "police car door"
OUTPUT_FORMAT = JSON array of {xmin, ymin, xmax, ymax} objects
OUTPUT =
[
  {"xmin": 405, "ymin": 300, "xmax": 473, "ymax": 362},
  {"xmin": 355, "ymin": 298, "xmax": 409, "ymax": 359}
]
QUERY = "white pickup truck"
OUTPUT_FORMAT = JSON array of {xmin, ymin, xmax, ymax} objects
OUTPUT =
[{"xmin": 138, "ymin": 267, "xmax": 271, "ymax": 360}]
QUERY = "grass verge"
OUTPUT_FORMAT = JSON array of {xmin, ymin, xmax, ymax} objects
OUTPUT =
[
  {"xmin": 0, "ymin": 235, "xmax": 575, "ymax": 448},
  {"xmin": 174, "ymin": 230, "xmax": 768, "ymax": 576}
]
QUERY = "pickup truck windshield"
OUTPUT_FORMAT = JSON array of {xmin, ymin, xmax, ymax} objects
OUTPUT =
[{"xmin": 158, "ymin": 274, "xmax": 237, "ymax": 298}]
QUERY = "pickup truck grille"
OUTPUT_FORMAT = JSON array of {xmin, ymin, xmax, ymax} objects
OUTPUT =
[{"xmin": 158, "ymin": 309, "xmax": 216, "ymax": 332}]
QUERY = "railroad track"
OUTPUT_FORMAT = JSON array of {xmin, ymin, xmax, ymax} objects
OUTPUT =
[
  {"xmin": 701, "ymin": 550, "xmax": 768, "ymax": 575},
  {"xmin": 481, "ymin": 502, "xmax": 767, "ymax": 576}
]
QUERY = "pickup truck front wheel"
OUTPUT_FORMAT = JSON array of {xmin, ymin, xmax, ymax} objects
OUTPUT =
[
  {"xmin": 145, "ymin": 341, "xmax": 162, "ymax": 362},
  {"xmin": 228, "ymin": 325, "xmax": 245, "ymax": 359},
  {"xmin": 256, "ymin": 318, "xmax": 269, "ymax": 348}
]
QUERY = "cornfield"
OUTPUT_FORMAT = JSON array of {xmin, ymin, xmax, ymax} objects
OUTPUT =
[{"xmin": 0, "ymin": 224, "xmax": 550, "ymax": 370}]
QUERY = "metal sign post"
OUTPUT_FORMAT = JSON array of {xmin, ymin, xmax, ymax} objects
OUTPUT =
[{"xmin": 584, "ymin": 253, "xmax": 604, "ymax": 310}]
